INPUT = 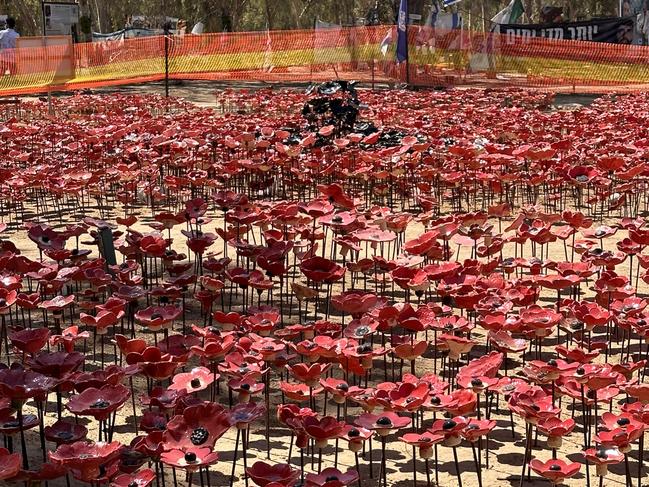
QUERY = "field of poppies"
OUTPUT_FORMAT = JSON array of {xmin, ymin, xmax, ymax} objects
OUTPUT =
[{"xmin": 0, "ymin": 84, "xmax": 649, "ymax": 487}]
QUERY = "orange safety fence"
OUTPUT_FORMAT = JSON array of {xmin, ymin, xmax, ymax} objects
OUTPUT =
[{"xmin": 2, "ymin": 25, "xmax": 649, "ymax": 96}]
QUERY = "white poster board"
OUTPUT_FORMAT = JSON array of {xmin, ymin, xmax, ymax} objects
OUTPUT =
[
  {"xmin": 42, "ymin": 2, "xmax": 79, "ymax": 37},
  {"xmin": 16, "ymin": 35, "xmax": 74, "ymax": 80}
]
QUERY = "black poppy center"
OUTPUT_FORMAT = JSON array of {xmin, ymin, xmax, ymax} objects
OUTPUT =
[
  {"xmin": 549, "ymin": 464, "xmax": 561, "ymax": 471},
  {"xmin": 348, "ymin": 428, "xmax": 360, "ymax": 437},
  {"xmin": 325, "ymin": 476, "xmax": 339, "ymax": 481},
  {"xmin": 336, "ymin": 383, "xmax": 349, "ymax": 391},
  {"xmin": 151, "ymin": 313, "xmax": 162, "ymax": 320},
  {"xmin": 0, "ymin": 299, "xmax": 6, "ymax": 307},
  {"xmin": 92, "ymin": 400, "xmax": 110, "ymax": 409},
  {"xmin": 190, "ymin": 378, "xmax": 201, "ymax": 388},
  {"xmin": 57, "ymin": 431, "xmax": 74, "ymax": 440},
  {"xmin": 356, "ymin": 326, "xmax": 369, "ymax": 336},
  {"xmin": 431, "ymin": 396, "xmax": 441, "ymax": 405},
  {"xmin": 241, "ymin": 383, "xmax": 251, "ymax": 391},
  {"xmin": 471, "ymin": 378, "xmax": 482, "ymax": 387},
  {"xmin": 443, "ymin": 419, "xmax": 457, "ymax": 430},
  {"xmin": 190, "ymin": 427, "xmax": 209, "ymax": 445},
  {"xmin": 617, "ymin": 418, "xmax": 630, "ymax": 426},
  {"xmin": 184, "ymin": 451, "xmax": 198, "ymax": 462},
  {"xmin": 576, "ymin": 367, "xmax": 585, "ymax": 375},
  {"xmin": 547, "ymin": 359, "xmax": 557, "ymax": 367},
  {"xmin": 376, "ymin": 416, "xmax": 392, "ymax": 426},
  {"xmin": 357, "ymin": 344, "xmax": 372, "ymax": 354},
  {"xmin": 596, "ymin": 449, "xmax": 608, "ymax": 459}
]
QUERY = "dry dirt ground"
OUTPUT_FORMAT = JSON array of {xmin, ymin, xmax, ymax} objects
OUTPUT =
[{"xmin": 5, "ymin": 83, "xmax": 642, "ymax": 487}]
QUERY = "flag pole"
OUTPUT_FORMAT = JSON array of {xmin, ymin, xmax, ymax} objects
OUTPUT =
[{"xmin": 405, "ymin": 2, "xmax": 410, "ymax": 85}]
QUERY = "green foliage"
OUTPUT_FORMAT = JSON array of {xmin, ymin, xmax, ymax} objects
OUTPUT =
[{"xmin": 3, "ymin": 0, "xmax": 623, "ymax": 36}]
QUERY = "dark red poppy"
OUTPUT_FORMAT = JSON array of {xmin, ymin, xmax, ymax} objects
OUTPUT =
[
  {"xmin": 140, "ymin": 387, "xmax": 186, "ymax": 411},
  {"xmin": 0, "ymin": 366, "xmax": 56, "ymax": 400},
  {"xmin": 28, "ymin": 351, "xmax": 84, "ymax": 378},
  {"xmin": 72, "ymin": 365, "xmax": 127, "ymax": 393},
  {"xmin": 305, "ymin": 467, "xmax": 359, "ymax": 487},
  {"xmin": 300, "ymin": 256, "xmax": 346, "ymax": 284},
  {"xmin": 44, "ymin": 420, "xmax": 88, "ymax": 445},
  {"xmin": 246, "ymin": 461, "xmax": 300, "ymax": 487},
  {"xmin": 8, "ymin": 327, "xmax": 50, "ymax": 355},
  {"xmin": 0, "ymin": 447, "xmax": 21, "ymax": 480},
  {"xmin": 67, "ymin": 384, "xmax": 131, "ymax": 421}
]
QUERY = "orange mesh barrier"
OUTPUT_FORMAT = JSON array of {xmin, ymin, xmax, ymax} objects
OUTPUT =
[{"xmin": 2, "ymin": 25, "xmax": 649, "ymax": 96}]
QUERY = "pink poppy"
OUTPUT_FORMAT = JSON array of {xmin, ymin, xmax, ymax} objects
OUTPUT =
[{"xmin": 169, "ymin": 366, "xmax": 215, "ymax": 394}]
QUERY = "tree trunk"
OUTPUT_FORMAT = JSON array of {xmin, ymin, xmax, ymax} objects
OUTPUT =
[{"xmin": 264, "ymin": 0, "xmax": 274, "ymax": 30}]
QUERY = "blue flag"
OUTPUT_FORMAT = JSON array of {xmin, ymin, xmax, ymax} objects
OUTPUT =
[{"xmin": 396, "ymin": 0, "xmax": 408, "ymax": 63}]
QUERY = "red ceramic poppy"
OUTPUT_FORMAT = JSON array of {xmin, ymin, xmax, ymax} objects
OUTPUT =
[
  {"xmin": 168, "ymin": 366, "xmax": 215, "ymax": 394},
  {"xmin": 50, "ymin": 326, "xmax": 90, "ymax": 353},
  {"xmin": 134, "ymin": 305, "xmax": 181, "ymax": 332},
  {"xmin": 243, "ymin": 462, "xmax": 298, "ymax": 487},
  {"xmin": 428, "ymin": 416, "xmax": 468, "ymax": 447},
  {"xmin": 8, "ymin": 327, "xmax": 50, "ymax": 355},
  {"xmin": 163, "ymin": 402, "xmax": 231, "ymax": 450},
  {"xmin": 0, "ymin": 366, "xmax": 56, "ymax": 401},
  {"xmin": 461, "ymin": 419, "xmax": 496, "ymax": 442},
  {"xmin": 160, "ymin": 447, "xmax": 218, "ymax": 472},
  {"xmin": 399, "ymin": 431, "xmax": 444, "ymax": 458},
  {"xmin": 228, "ymin": 402, "xmax": 266, "ymax": 429},
  {"xmin": 354, "ymin": 412, "xmax": 411, "ymax": 437},
  {"xmin": 44, "ymin": 420, "xmax": 88, "ymax": 445},
  {"xmin": 28, "ymin": 350, "xmax": 84, "ymax": 379},
  {"xmin": 49, "ymin": 441, "xmax": 122, "ymax": 482},
  {"xmin": 529, "ymin": 458, "xmax": 581, "ymax": 484},
  {"xmin": 582, "ymin": 447, "xmax": 624, "ymax": 476},
  {"xmin": 67, "ymin": 384, "xmax": 131, "ymax": 421},
  {"xmin": 300, "ymin": 257, "xmax": 346, "ymax": 284},
  {"xmin": 28, "ymin": 224, "xmax": 67, "ymax": 250},
  {"xmin": 287, "ymin": 363, "xmax": 331, "ymax": 387},
  {"xmin": 303, "ymin": 415, "xmax": 346, "ymax": 449},
  {"xmin": 109, "ymin": 468, "xmax": 156, "ymax": 487},
  {"xmin": 508, "ymin": 388, "xmax": 560, "ymax": 424},
  {"xmin": 304, "ymin": 467, "xmax": 359, "ymax": 487},
  {"xmin": 0, "ymin": 447, "xmax": 21, "ymax": 480},
  {"xmin": 536, "ymin": 417, "xmax": 576, "ymax": 449},
  {"xmin": 140, "ymin": 387, "xmax": 186, "ymax": 411},
  {"xmin": 126, "ymin": 347, "xmax": 179, "ymax": 380}
]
